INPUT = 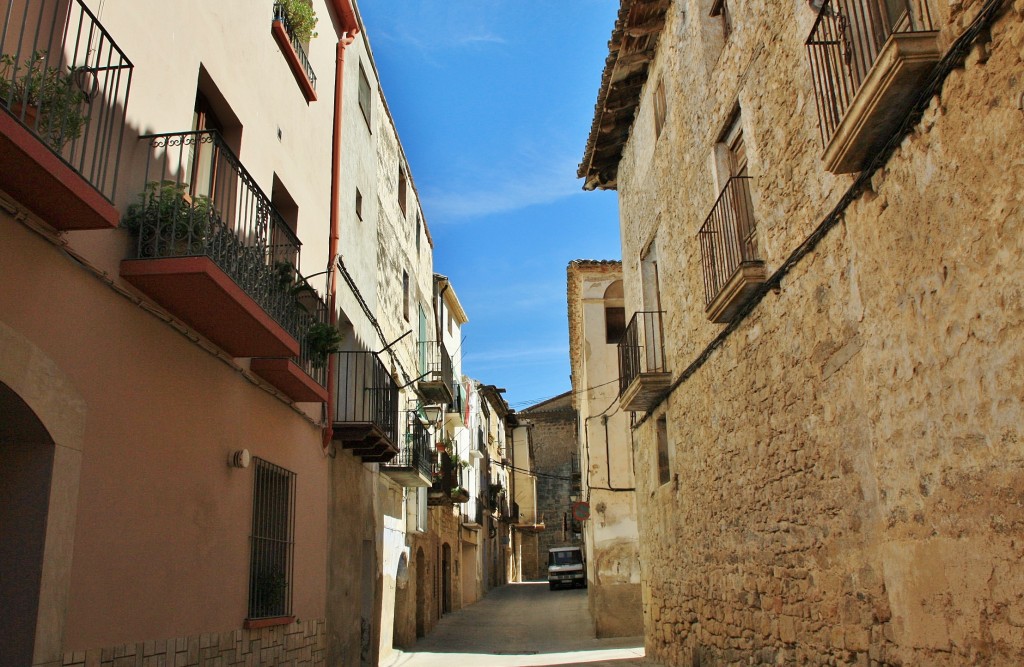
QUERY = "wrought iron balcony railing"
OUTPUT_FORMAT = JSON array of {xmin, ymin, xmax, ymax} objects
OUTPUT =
[
  {"xmin": 806, "ymin": 0, "xmax": 936, "ymax": 146},
  {"xmin": 617, "ymin": 311, "xmax": 667, "ymax": 397},
  {"xmin": 334, "ymin": 351, "xmax": 399, "ymax": 442},
  {"xmin": 698, "ymin": 176, "xmax": 762, "ymax": 309},
  {"xmin": 124, "ymin": 130, "xmax": 304, "ymax": 340},
  {"xmin": 295, "ymin": 291, "xmax": 329, "ymax": 387},
  {"xmin": 272, "ymin": 2, "xmax": 316, "ymax": 92},
  {"xmin": 381, "ymin": 412, "xmax": 432, "ymax": 480},
  {"xmin": 418, "ymin": 340, "xmax": 454, "ymax": 403},
  {"xmin": 0, "ymin": 0, "xmax": 133, "ymax": 200}
]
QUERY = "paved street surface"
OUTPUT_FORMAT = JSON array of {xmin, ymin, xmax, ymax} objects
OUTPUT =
[{"xmin": 379, "ymin": 582, "xmax": 652, "ymax": 667}]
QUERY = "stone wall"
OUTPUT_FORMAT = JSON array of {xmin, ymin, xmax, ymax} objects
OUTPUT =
[
  {"xmin": 520, "ymin": 395, "xmax": 582, "ymax": 579},
  {"xmin": 608, "ymin": 0, "xmax": 1024, "ymax": 664},
  {"xmin": 62, "ymin": 620, "xmax": 325, "ymax": 667}
]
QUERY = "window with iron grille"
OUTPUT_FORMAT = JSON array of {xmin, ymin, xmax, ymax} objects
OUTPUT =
[{"xmin": 248, "ymin": 458, "xmax": 296, "ymax": 620}]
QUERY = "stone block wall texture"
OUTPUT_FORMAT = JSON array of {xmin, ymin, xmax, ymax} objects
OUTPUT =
[
  {"xmin": 62, "ymin": 619, "xmax": 325, "ymax": 667},
  {"xmin": 520, "ymin": 396, "xmax": 582, "ymax": 578},
  {"xmin": 609, "ymin": 0, "xmax": 1024, "ymax": 665}
]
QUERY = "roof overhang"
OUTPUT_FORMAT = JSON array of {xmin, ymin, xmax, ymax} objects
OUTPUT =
[
  {"xmin": 434, "ymin": 274, "xmax": 469, "ymax": 324},
  {"xmin": 578, "ymin": 0, "xmax": 671, "ymax": 191}
]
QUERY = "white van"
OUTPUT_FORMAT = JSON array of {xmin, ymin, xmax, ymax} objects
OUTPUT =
[{"xmin": 547, "ymin": 546, "xmax": 586, "ymax": 590}]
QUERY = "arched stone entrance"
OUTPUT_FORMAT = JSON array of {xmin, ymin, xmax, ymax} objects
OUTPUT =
[
  {"xmin": 415, "ymin": 547, "xmax": 426, "ymax": 638},
  {"xmin": 441, "ymin": 543, "xmax": 452, "ymax": 614},
  {"xmin": 0, "ymin": 321, "xmax": 86, "ymax": 666}
]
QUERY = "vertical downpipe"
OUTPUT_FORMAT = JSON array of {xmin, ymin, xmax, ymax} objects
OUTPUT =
[{"xmin": 324, "ymin": 27, "xmax": 358, "ymax": 452}]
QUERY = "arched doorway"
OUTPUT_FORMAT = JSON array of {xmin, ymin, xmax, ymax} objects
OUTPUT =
[
  {"xmin": 415, "ymin": 547, "xmax": 426, "ymax": 638},
  {"xmin": 442, "ymin": 543, "xmax": 452, "ymax": 614},
  {"xmin": 0, "ymin": 321, "xmax": 86, "ymax": 666},
  {"xmin": 0, "ymin": 382, "xmax": 56, "ymax": 665}
]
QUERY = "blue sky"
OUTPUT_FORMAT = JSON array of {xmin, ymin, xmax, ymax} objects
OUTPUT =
[{"xmin": 358, "ymin": 1, "xmax": 623, "ymax": 410}]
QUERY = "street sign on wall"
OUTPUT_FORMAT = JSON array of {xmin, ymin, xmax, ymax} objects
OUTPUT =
[{"xmin": 571, "ymin": 501, "xmax": 590, "ymax": 522}]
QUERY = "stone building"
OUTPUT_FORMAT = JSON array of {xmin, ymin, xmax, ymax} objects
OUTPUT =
[
  {"xmin": 513, "ymin": 392, "xmax": 583, "ymax": 582},
  {"xmin": 567, "ymin": 260, "xmax": 643, "ymax": 638},
  {"xmin": 579, "ymin": 0, "xmax": 1023, "ymax": 664}
]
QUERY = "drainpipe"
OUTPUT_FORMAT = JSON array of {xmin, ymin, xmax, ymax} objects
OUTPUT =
[{"xmin": 323, "ymin": 17, "xmax": 359, "ymax": 452}]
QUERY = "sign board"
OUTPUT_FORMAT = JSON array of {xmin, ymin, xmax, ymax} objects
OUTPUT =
[{"xmin": 571, "ymin": 501, "xmax": 590, "ymax": 522}]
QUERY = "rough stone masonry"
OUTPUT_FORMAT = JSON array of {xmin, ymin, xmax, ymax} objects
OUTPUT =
[{"xmin": 593, "ymin": 0, "xmax": 1024, "ymax": 664}]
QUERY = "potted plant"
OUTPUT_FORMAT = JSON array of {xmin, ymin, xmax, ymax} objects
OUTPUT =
[
  {"xmin": 0, "ymin": 51, "xmax": 88, "ymax": 150},
  {"xmin": 305, "ymin": 322, "xmax": 343, "ymax": 367},
  {"xmin": 122, "ymin": 181, "xmax": 213, "ymax": 257},
  {"xmin": 450, "ymin": 486, "xmax": 470, "ymax": 503},
  {"xmin": 275, "ymin": 0, "xmax": 318, "ymax": 43}
]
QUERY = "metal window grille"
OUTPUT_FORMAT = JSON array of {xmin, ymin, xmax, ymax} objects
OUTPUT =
[{"xmin": 248, "ymin": 457, "xmax": 296, "ymax": 620}]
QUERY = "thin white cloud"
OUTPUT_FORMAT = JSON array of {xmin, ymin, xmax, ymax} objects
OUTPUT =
[
  {"xmin": 464, "ymin": 344, "xmax": 568, "ymax": 365},
  {"xmin": 423, "ymin": 155, "xmax": 582, "ymax": 220}
]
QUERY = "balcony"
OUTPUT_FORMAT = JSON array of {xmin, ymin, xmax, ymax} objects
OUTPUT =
[
  {"xmin": 271, "ymin": 1, "xmax": 317, "ymax": 102},
  {"xmin": 462, "ymin": 498, "xmax": 484, "ymax": 529},
  {"xmin": 444, "ymin": 381, "xmax": 466, "ymax": 429},
  {"xmin": 250, "ymin": 291, "xmax": 330, "ymax": 403},
  {"xmin": 380, "ymin": 413, "xmax": 432, "ymax": 487},
  {"xmin": 806, "ymin": 0, "xmax": 940, "ymax": 173},
  {"xmin": 699, "ymin": 176, "xmax": 767, "ymax": 323},
  {"xmin": 469, "ymin": 427, "xmax": 485, "ymax": 461},
  {"xmin": 0, "ymin": 0, "xmax": 133, "ymax": 230},
  {"xmin": 417, "ymin": 340, "xmax": 454, "ymax": 404},
  {"xmin": 428, "ymin": 452, "xmax": 458, "ymax": 506},
  {"xmin": 120, "ymin": 131, "xmax": 304, "ymax": 358},
  {"xmin": 618, "ymin": 311, "xmax": 670, "ymax": 413},
  {"xmin": 332, "ymin": 351, "xmax": 399, "ymax": 462}
]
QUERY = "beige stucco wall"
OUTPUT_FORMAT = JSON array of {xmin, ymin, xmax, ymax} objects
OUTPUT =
[
  {"xmin": 608, "ymin": 0, "xmax": 1024, "ymax": 664},
  {"xmin": 567, "ymin": 263, "xmax": 643, "ymax": 638}
]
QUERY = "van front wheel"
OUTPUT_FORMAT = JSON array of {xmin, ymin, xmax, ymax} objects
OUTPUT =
[{"xmin": 549, "ymin": 582, "xmax": 556, "ymax": 591}]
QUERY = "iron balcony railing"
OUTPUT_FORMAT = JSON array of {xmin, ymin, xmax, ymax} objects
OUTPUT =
[
  {"xmin": 125, "ymin": 130, "xmax": 304, "ymax": 340},
  {"xmin": 698, "ymin": 176, "xmax": 761, "ymax": 307},
  {"xmin": 617, "ymin": 311, "xmax": 667, "ymax": 397},
  {"xmin": 806, "ymin": 0, "xmax": 936, "ymax": 145},
  {"xmin": 272, "ymin": 1, "xmax": 316, "ymax": 92},
  {"xmin": 295, "ymin": 290, "xmax": 329, "ymax": 386},
  {"xmin": 447, "ymin": 381, "xmax": 464, "ymax": 415},
  {"xmin": 431, "ymin": 451, "xmax": 457, "ymax": 496},
  {"xmin": 382, "ymin": 412, "xmax": 432, "ymax": 479},
  {"xmin": 419, "ymin": 340, "xmax": 454, "ymax": 390},
  {"xmin": 334, "ymin": 351, "xmax": 399, "ymax": 443},
  {"xmin": 0, "ymin": 0, "xmax": 133, "ymax": 200}
]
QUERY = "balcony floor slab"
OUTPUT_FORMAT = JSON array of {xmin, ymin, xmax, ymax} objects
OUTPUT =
[{"xmin": 121, "ymin": 256, "xmax": 300, "ymax": 358}]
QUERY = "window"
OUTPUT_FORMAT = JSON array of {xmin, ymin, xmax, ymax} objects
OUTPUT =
[
  {"xmin": 403, "ymin": 270, "xmax": 411, "ymax": 323},
  {"xmin": 398, "ymin": 165, "xmax": 407, "ymax": 215},
  {"xmin": 358, "ymin": 62, "xmax": 371, "ymax": 129},
  {"xmin": 710, "ymin": 0, "xmax": 733, "ymax": 39},
  {"xmin": 355, "ymin": 188, "xmax": 363, "ymax": 220},
  {"xmin": 248, "ymin": 458, "xmax": 296, "ymax": 620},
  {"xmin": 656, "ymin": 416, "xmax": 671, "ymax": 486},
  {"xmin": 415, "ymin": 213, "xmax": 421, "ymax": 253},
  {"xmin": 447, "ymin": 309, "xmax": 453, "ymax": 335},
  {"xmin": 604, "ymin": 280, "xmax": 625, "ymax": 344},
  {"xmin": 653, "ymin": 80, "xmax": 667, "ymax": 140}
]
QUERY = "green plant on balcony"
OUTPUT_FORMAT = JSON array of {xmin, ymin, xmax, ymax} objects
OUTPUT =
[
  {"xmin": 277, "ymin": 0, "xmax": 318, "ymax": 43},
  {"xmin": 274, "ymin": 261, "xmax": 322, "ymax": 313},
  {"xmin": 305, "ymin": 322, "xmax": 343, "ymax": 367},
  {"xmin": 0, "ymin": 51, "xmax": 88, "ymax": 150},
  {"xmin": 122, "ymin": 180, "xmax": 213, "ymax": 257},
  {"xmin": 450, "ymin": 486, "xmax": 470, "ymax": 503}
]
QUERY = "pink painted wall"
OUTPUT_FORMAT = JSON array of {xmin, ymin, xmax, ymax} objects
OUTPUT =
[{"xmin": 0, "ymin": 219, "xmax": 329, "ymax": 649}]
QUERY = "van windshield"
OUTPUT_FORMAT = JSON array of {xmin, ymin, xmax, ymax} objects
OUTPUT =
[{"xmin": 550, "ymin": 550, "xmax": 582, "ymax": 566}]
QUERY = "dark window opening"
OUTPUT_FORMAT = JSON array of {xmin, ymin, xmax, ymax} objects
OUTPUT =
[
  {"xmin": 358, "ymin": 62, "xmax": 371, "ymax": 129},
  {"xmin": 398, "ymin": 166, "xmax": 407, "ymax": 215},
  {"xmin": 403, "ymin": 271, "xmax": 410, "ymax": 322},
  {"xmin": 605, "ymin": 306, "xmax": 626, "ymax": 344},
  {"xmin": 355, "ymin": 188, "xmax": 363, "ymax": 220},
  {"xmin": 656, "ymin": 416, "xmax": 671, "ymax": 486}
]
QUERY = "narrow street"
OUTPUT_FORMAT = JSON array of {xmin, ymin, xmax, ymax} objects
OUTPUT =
[{"xmin": 380, "ymin": 582, "xmax": 651, "ymax": 667}]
